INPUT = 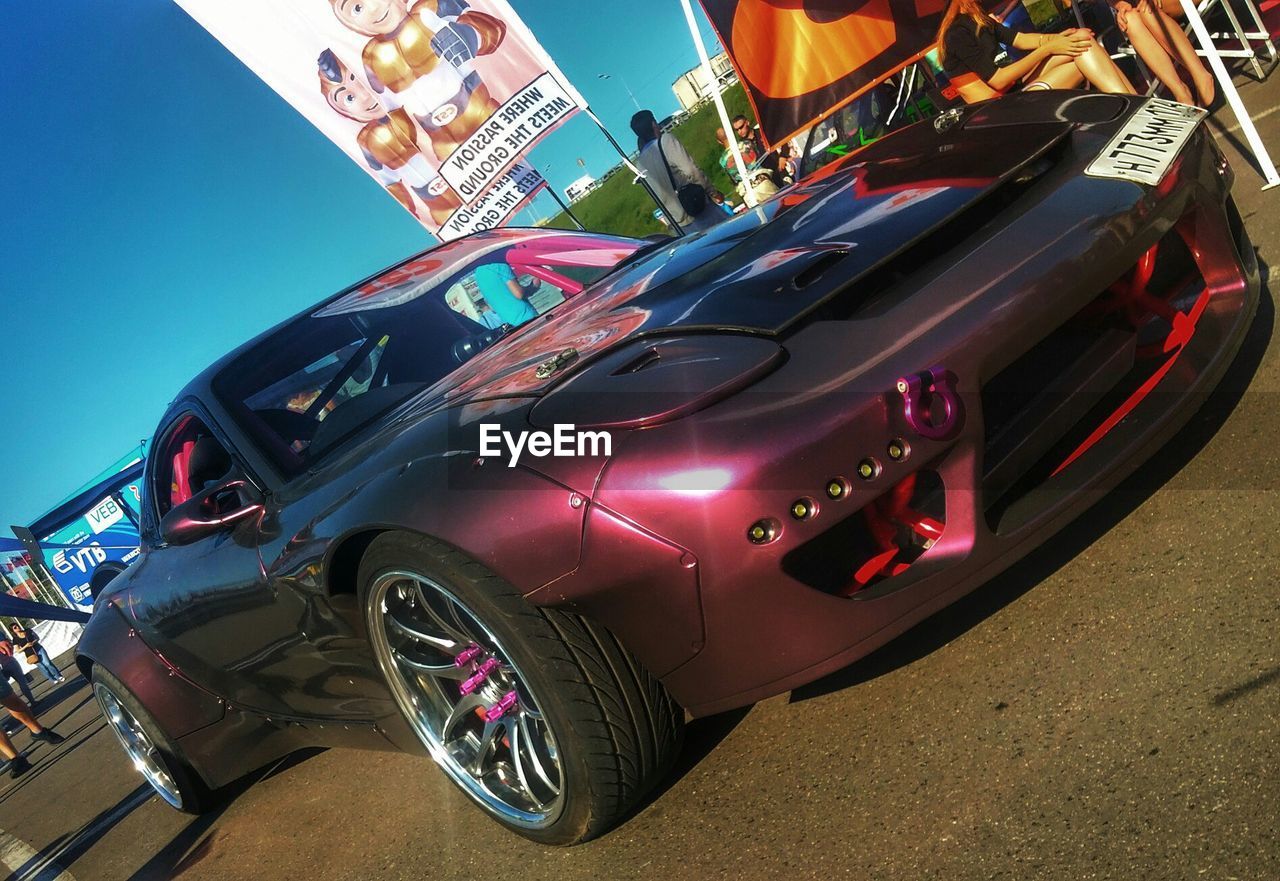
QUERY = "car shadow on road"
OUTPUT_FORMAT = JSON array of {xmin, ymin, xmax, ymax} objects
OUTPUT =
[
  {"xmin": 791, "ymin": 262, "xmax": 1275, "ymax": 705},
  {"xmin": 124, "ymin": 748, "xmax": 327, "ymax": 881}
]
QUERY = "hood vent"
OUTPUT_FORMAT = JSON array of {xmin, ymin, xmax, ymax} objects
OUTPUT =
[{"xmin": 801, "ymin": 135, "xmax": 1070, "ymax": 325}]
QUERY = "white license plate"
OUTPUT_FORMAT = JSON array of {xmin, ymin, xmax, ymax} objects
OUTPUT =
[{"xmin": 1085, "ymin": 99, "xmax": 1206, "ymax": 186}]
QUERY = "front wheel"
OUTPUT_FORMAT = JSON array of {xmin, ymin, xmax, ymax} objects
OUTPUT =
[
  {"xmin": 361, "ymin": 532, "xmax": 684, "ymax": 845},
  {"xmin": 91, "ymin": 666, "xmax": 214, "ymax": 814}
]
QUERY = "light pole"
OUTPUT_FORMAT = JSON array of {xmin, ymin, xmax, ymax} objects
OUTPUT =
[{"xmin": 597, "ymin": 73, "xmax": 641, "ymax": 113}]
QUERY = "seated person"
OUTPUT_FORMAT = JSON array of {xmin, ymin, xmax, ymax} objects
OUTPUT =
[
  {"xmin": 1109, "ymin": 0, "xmax": 1214, "ymax": 106},
  {"xmin": 470, "ymin": 258, "xmax": 540, "ymax": 328},
  {"xmin": 715, "ymin": 127, "xmax": 780, "ymax": 202},
  {"xmin": 937, "ymin": 0, "xmax": 1137, "ymax": 100},
  {"xmin": 731, "ymin": 115, "xmax": 789, "ymax": 188}
]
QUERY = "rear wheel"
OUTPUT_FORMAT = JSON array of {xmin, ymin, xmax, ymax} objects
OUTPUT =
[
  {"xmin": 361, "ymin": 532, "xmax": 684, "ymax": 845},
  {"xmin": 91, "ymin": 666, "xmax": 213, "ymax": 813}
]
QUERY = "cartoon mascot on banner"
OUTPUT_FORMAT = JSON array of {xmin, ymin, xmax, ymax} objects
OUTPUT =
[
  {"xmin": 318, "ymin": 48, "xmax": 463, "ymax": 225},
  {"xmin": 327, "ymin": 0, "xmax": 507, "ymax": 163}
]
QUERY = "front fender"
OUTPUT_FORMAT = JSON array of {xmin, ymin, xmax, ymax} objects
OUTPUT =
[{"xmin": 77, "ymin": 600, "xmax": 226, "ymax": 739}]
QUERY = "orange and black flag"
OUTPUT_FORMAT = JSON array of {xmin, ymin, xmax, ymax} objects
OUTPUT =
[{"xmin": 700, "ymin": 0, "xmax": 947, "ymax": 147}]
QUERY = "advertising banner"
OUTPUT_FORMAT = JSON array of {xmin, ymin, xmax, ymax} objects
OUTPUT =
[
  {"xmin": 38, "ymin": 483, "xmax": 143, "ymax": 608},
  {"xmin": 175, "ymin": 0, "xmax": 587, "ymax": 239},
  {"xmin": 2, "ymin": 483, "xmax": 143, "ymax": 609},
  {"xmin": 699, "ymin": 0, "xmax": 947, "ymax": 147}
]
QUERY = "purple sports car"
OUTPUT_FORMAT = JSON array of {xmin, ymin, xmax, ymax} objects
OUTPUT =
[{"xmin": 80, "ymin": 92, "xmax": 1259, "ymax": 844}]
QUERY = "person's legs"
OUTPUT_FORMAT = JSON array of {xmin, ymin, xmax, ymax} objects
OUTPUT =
[
  {"xmin": 1, "ymin": 693, "xmax": 43, "ymax": 733},
  {"xmin": 1138, "ymin": 1, "xmax": 1215, "ymax": 105},
  {"xmin": 1025, "ymin": 54, "xmax": 1087, "ymax": 89},
  {"xmin": 0, "ymin": 727, "xmax": 30, "ymax": 777},
  {"xmin": 0, "ymin": 694, "xmax": 64, "ymax": 762},
  {"xmin": 35, "ymin": 647, "xmax": 62, "ymax": 683},
  {"xmin": 1, "ymin": 658, "xmax": 36, "ymax": 706},
  {"xmin": 0, "ymin": 729, "xmax": 17, "ymax": 762},
  {"xmin": 684, "ymin": 206, "xmax": 727, "ymax": 233},
  {"xmin": 1116, "ymin": 2, "xmax": 1195, "ymax": 103},
  {"xmin": 1072, "ymin": 36, "xmax": 1139, "ymax": 93}
]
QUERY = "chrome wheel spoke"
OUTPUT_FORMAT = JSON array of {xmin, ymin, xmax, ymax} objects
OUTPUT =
[
  {"xmin": 386, "ymin": 608, "xmax": 458, "ymax": 652},
  {"xmin": 440, "ymin": 693, "xmax": 486, "ymax": 744},
  {"xmin": 507, "ymin": 719, "xmax": 545, "ymax": 810},
  {"xmin": 390, "ymin": 647, "xmax": 470, "ymax": 681},
  {"xmin": 371, "ymin": 569, "xmax": 565, "ymax": 827},
  {"xmin": 518, "ymin": 713, "xmax": 560, "ymax": 796},
  {"xmin": 469, "ymin": 719, "xmax": 504, "ymax": 776},
  {"xmin": 412, "ymin": 584, "xmax": 473, "ymax": 646}
]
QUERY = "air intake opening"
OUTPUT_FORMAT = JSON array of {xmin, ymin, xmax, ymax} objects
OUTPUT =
[
  {"xmin": 982, "ymin": 217, "xmax": 1205, "ymax": 534},
  {"xmin": 783, "ymin": 469, "xmax": 945, "ymax": 597}
]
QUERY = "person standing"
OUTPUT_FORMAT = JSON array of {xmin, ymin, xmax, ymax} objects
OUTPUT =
[
  {"xmin": 0, "ymin": 638, "xmax": 37, "ymax": 706},
  {"xmin": 630, "ymin": 110, "xmax": 725, "ymax": 234},
  {"xmin": 470, "ymin": 260, "xmax": 540, "ymax": 328},
  {"xmin": 12, "ymin": 625, "xmax": 64, "ymax": 685}
]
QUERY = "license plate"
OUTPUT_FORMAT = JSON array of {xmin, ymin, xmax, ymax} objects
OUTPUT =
[{"xmin": 1085, "ymin": 99, "xmax": 1206, "ymax": 186}]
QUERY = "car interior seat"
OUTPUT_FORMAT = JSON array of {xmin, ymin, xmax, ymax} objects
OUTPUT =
[{"xmin": 186, "ymin": 435, "xmax": 232, "ymax": 494}]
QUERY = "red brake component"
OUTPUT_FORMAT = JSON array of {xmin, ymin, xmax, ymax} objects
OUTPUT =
[{"xmin": 844, "ymin": 473, "xmax": 945, "ymax": 595}]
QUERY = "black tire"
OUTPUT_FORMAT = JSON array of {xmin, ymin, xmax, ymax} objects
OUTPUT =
[
  {"xmin": 360, "ymin": 531, "xmax": 684, "ymax": 845},
  {"xmin": 89, "ymin": 564, "xmax": 126, "ymax": 601},
  {"xmin": 90, "ymin": 665, "xmax": 215, "ymax": 814}
]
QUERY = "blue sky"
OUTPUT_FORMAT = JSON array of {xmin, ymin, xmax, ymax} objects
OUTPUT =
[{"xmin": 0, "ymin": 1, "xmax": 726, "ymax": 530}]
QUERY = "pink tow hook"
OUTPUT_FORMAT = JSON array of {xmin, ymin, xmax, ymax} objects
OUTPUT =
[
  {"xmin": 484, "ymin": 691, "xmax": 519, "ymax": 723},
  {"xmin": 453, "ymin": 644, "xmax": 483, "ymax": 667},
  {"xmin": 459, "ymin": 658, "xmax": 501, "ymax": 696}
]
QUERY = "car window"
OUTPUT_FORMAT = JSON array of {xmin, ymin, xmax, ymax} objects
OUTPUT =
[
  {"xmin": 151, "ymin": 414, "xmax": 233, "ymax": 518},
  {"xmin": 443, "ymin": 273, "xmax": 568, "ymax": 329},
  {"xmin": 214, "ymin": 233, "xmax": 640, "ymax": 477},
  {"xmin": 241, "ymin": 336, "xmax": 390, "ymax": 455},
  {"xmin": 797, "ymin": 69, "xmax": 953, "ymax": 179}
]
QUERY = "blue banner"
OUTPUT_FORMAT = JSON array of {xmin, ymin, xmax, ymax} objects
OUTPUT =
[{"xmin": 38, "ymin": 481, "xmax": 142, "ymax": 607}]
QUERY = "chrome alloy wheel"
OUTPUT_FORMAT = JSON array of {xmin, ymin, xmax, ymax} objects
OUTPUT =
[
  {"xmin": 94, "ymin": 683, "xmax": 184, "ymax": 809},
  {"xmin": 367, "ymin": 570, "xmax": 564, "ymax": 828}
]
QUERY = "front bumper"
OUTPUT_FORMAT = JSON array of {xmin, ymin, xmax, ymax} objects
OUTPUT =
[{"xmin": 587, "ymin": 122, "xmax": 1259, "ymax": 716}]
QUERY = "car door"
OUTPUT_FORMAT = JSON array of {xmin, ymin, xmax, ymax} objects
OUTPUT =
[{"xmin": 126, "ymin": 406, "xmax": 324, "ymax": 718}]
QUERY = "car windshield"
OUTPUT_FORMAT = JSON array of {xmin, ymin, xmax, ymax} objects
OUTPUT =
[{"xmin": 212, "ymin": 231, "xmax": 641, "ymax": 476}]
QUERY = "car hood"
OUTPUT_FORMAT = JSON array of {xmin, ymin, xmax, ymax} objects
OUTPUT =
[{"xmin": 446, "ymin": 108, "xmax": 1085, "ymax": 404}]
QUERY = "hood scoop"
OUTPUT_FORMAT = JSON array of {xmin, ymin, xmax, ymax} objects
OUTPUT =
[{"xmin": 530, "ymin": 335, "xmax": 784, "ymax": 430}]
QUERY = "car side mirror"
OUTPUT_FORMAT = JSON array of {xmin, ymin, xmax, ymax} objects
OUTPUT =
[{"xmin": 159, "ymin": 476, "xmax": 264, "ymax": 546}]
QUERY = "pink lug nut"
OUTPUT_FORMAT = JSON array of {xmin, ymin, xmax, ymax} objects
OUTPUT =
[
  {"xmin": 453, "ymin": 644, "xmax": 483, "ymax": 667},
  {"xmin": 459, "ymin": 658, "xmax": 501, "ymax": 696},
  {"xmin": 484, "ymin": 691, "xmax": 518, "ymax": 723}
]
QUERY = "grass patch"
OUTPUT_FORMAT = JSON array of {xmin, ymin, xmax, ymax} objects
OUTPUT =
[{"xmin": 545, "ymin": 84, "xmax": 757, "ymax": 238}]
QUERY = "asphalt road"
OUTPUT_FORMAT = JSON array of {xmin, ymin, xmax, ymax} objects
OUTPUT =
[{"xmin": 3, "ymin": 77, "xmax": 1278, "ymax": 881}]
